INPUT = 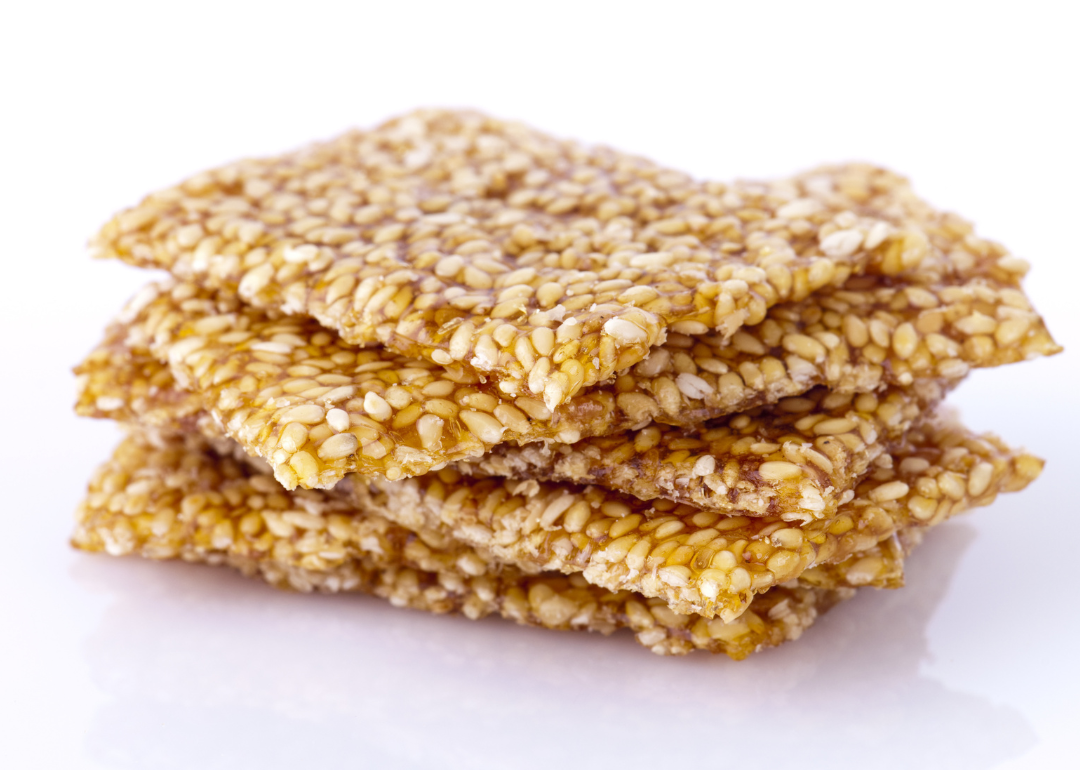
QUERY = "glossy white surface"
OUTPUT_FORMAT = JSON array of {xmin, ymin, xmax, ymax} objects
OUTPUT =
[{"xmin": 2, "ymin": 2, "xmax": 1077, "ymax": 767}]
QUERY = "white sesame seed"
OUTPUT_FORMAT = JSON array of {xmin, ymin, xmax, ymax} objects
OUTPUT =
[
  {"xmin": 820, "ymin": 229, "xmax": 864, "ymax": 258},
  {"xmin": 676, "ymin": 372, "xmax": 713, "ymax": 400}
]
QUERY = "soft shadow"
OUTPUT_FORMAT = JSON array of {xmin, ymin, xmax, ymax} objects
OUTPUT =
[{"xmin": 74, "ymin": 522, "xmax": 1035, "ymax": 770}]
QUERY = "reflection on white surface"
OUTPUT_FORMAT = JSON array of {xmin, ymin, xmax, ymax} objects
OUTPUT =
[{"xmin": 74, "ymin": 523, "xmax": 1034, "ymax": 770}]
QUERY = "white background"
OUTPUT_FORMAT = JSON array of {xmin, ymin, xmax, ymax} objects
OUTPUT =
[{"xmin": 2, "ymin": 2, "xmax": 1078, "ymax": 768}]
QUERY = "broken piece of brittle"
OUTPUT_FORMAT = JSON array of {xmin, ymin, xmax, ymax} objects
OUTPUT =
[
  {"xmin": 347, "ymin": 414, "xmax": 1040, "ymax": 620},
  {"xmin": 77, "ymin": 265, "xmax": 1055, "ymax": 490},
  {"xmin": 78, "ymin": 286, "xmax": 948, "ymax": 519},
  {"xmin": 74, "ymin": 298, "xmax": 1039, "ymax": 621},
  {"xmin": 799, "ymin": 528, "xmax": 920, "ymax": 590},
  {"xmin": 91, "ymin": 109, "xmax": 1048, "ymax": 410},
  {"xmin": 72, "ymin": 358, "xmax": 1042, "ymax": 644},
  {"xmin": 74, "ymin": 320, "xmax": 210, "ymax": 436},
  {"xmin": 463, "ymin": 383, "xmax": 945, "ymax": 520},
  {"xmin": 75, "ymin": 431, "xmax": 918, "ymax": 658}
]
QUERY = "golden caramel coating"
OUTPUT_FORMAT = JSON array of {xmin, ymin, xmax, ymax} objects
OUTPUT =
[
  {"xmin": 75, "ymin": 333, "xmax": 1036, "ymax": 620},
  {"xmin": 799, "ymin": 529, "xmax": 919, "ymax": 590},
  {"xmin": 348, "ymin": 416, "xmax": 1040, "ymax": 620},
  {"xmin": 241, "ymin": 556, "xmax": 850, "ymax": 658},
  {"xmin": 465, "ymin": 383, "xmax": 944, "ymax": 520},
  {"xmin": 76, "ymin": 268, "xmax": 1056, "ymax": 489},
  {"xmin": 91, "ymin": 109, "xmax": 1043, "ymax": 409},
  {"xmin": 74, "ymin": 317, "xmax": 210, "ymax": 435},
  {"xmin": 72, "ymin": 432, "xmax": 873, "ymax": 658},
  {"xmin": 77, "ymin": 282, "xmax": 944, "ymax": 515},
  {"xmin": 125, "ymin": 424, "xmax": 919, "ymax": 597}
]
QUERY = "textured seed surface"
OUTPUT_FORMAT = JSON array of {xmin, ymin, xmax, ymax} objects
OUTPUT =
[
  {"xmin": 90, "ymin": 109, "xmax": 1053, "ymax": 410},
  {"xmin": 464, "ymin": 383, "xmax": 943, "ymax": 520},
  {"xmin": 338, "ymin": 412, "xmax": 1040, "ymax": 620},
  {"xmin": 75, "ymin": 269, "xmax": 1057, "ymax": 489},
  {"xmin": 72, "ymin": 109, "xmax": 1061, "ymax": 661},
  {"xmin": 73, "ymin": 432, "xmax": 867, "ymax": 659},
  {"xmin": 800, "ymin": 529, "xmax": 920, "ymax": 590},
  {"xmin": 78, "ymin": 292, "xmax": 943, "ymax": 516},
  {"xmin": 78, "ymin": 351, "xmax": 1041, "ymax": 620}
]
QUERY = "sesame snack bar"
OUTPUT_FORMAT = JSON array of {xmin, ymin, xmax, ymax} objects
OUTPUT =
[
  {"xmin": 76, "ymin": 336, "xmax": 1036, "ymax": 613},
  {"xmin": 74, "ymin": 432, "xmax": 925, "ymax": 658},
  {"xmin": 91, "ymin": 109, "xmax": 1048, "ymax": 410},
  {"xmin": 76, "ymin": 288, "xmax": 949, "ymax": 519},
  {"xmin": 461, "ymin": 384, "xmax": 946, "ymax": 520},
  {"xmin": 345, "ymin": 414, "xmax": 1040, "ymax": 620},
  {"xmin": 75, "ymin": 266, "xmax": 1054, "ymax": 490},
  {"xmin": 72, "ymin": 109, "xmax": 1059, "ymax": 660}
]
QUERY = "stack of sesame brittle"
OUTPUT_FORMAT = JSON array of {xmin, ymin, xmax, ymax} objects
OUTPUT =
[{"xmin": 73, "ymin": 110, "xmax": 1059, "ymax": 658}]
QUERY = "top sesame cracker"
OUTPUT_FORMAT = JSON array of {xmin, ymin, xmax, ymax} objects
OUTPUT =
[{"xmin": 92, "ymin": 109, "xmax": 1036, "ymax": 409}]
